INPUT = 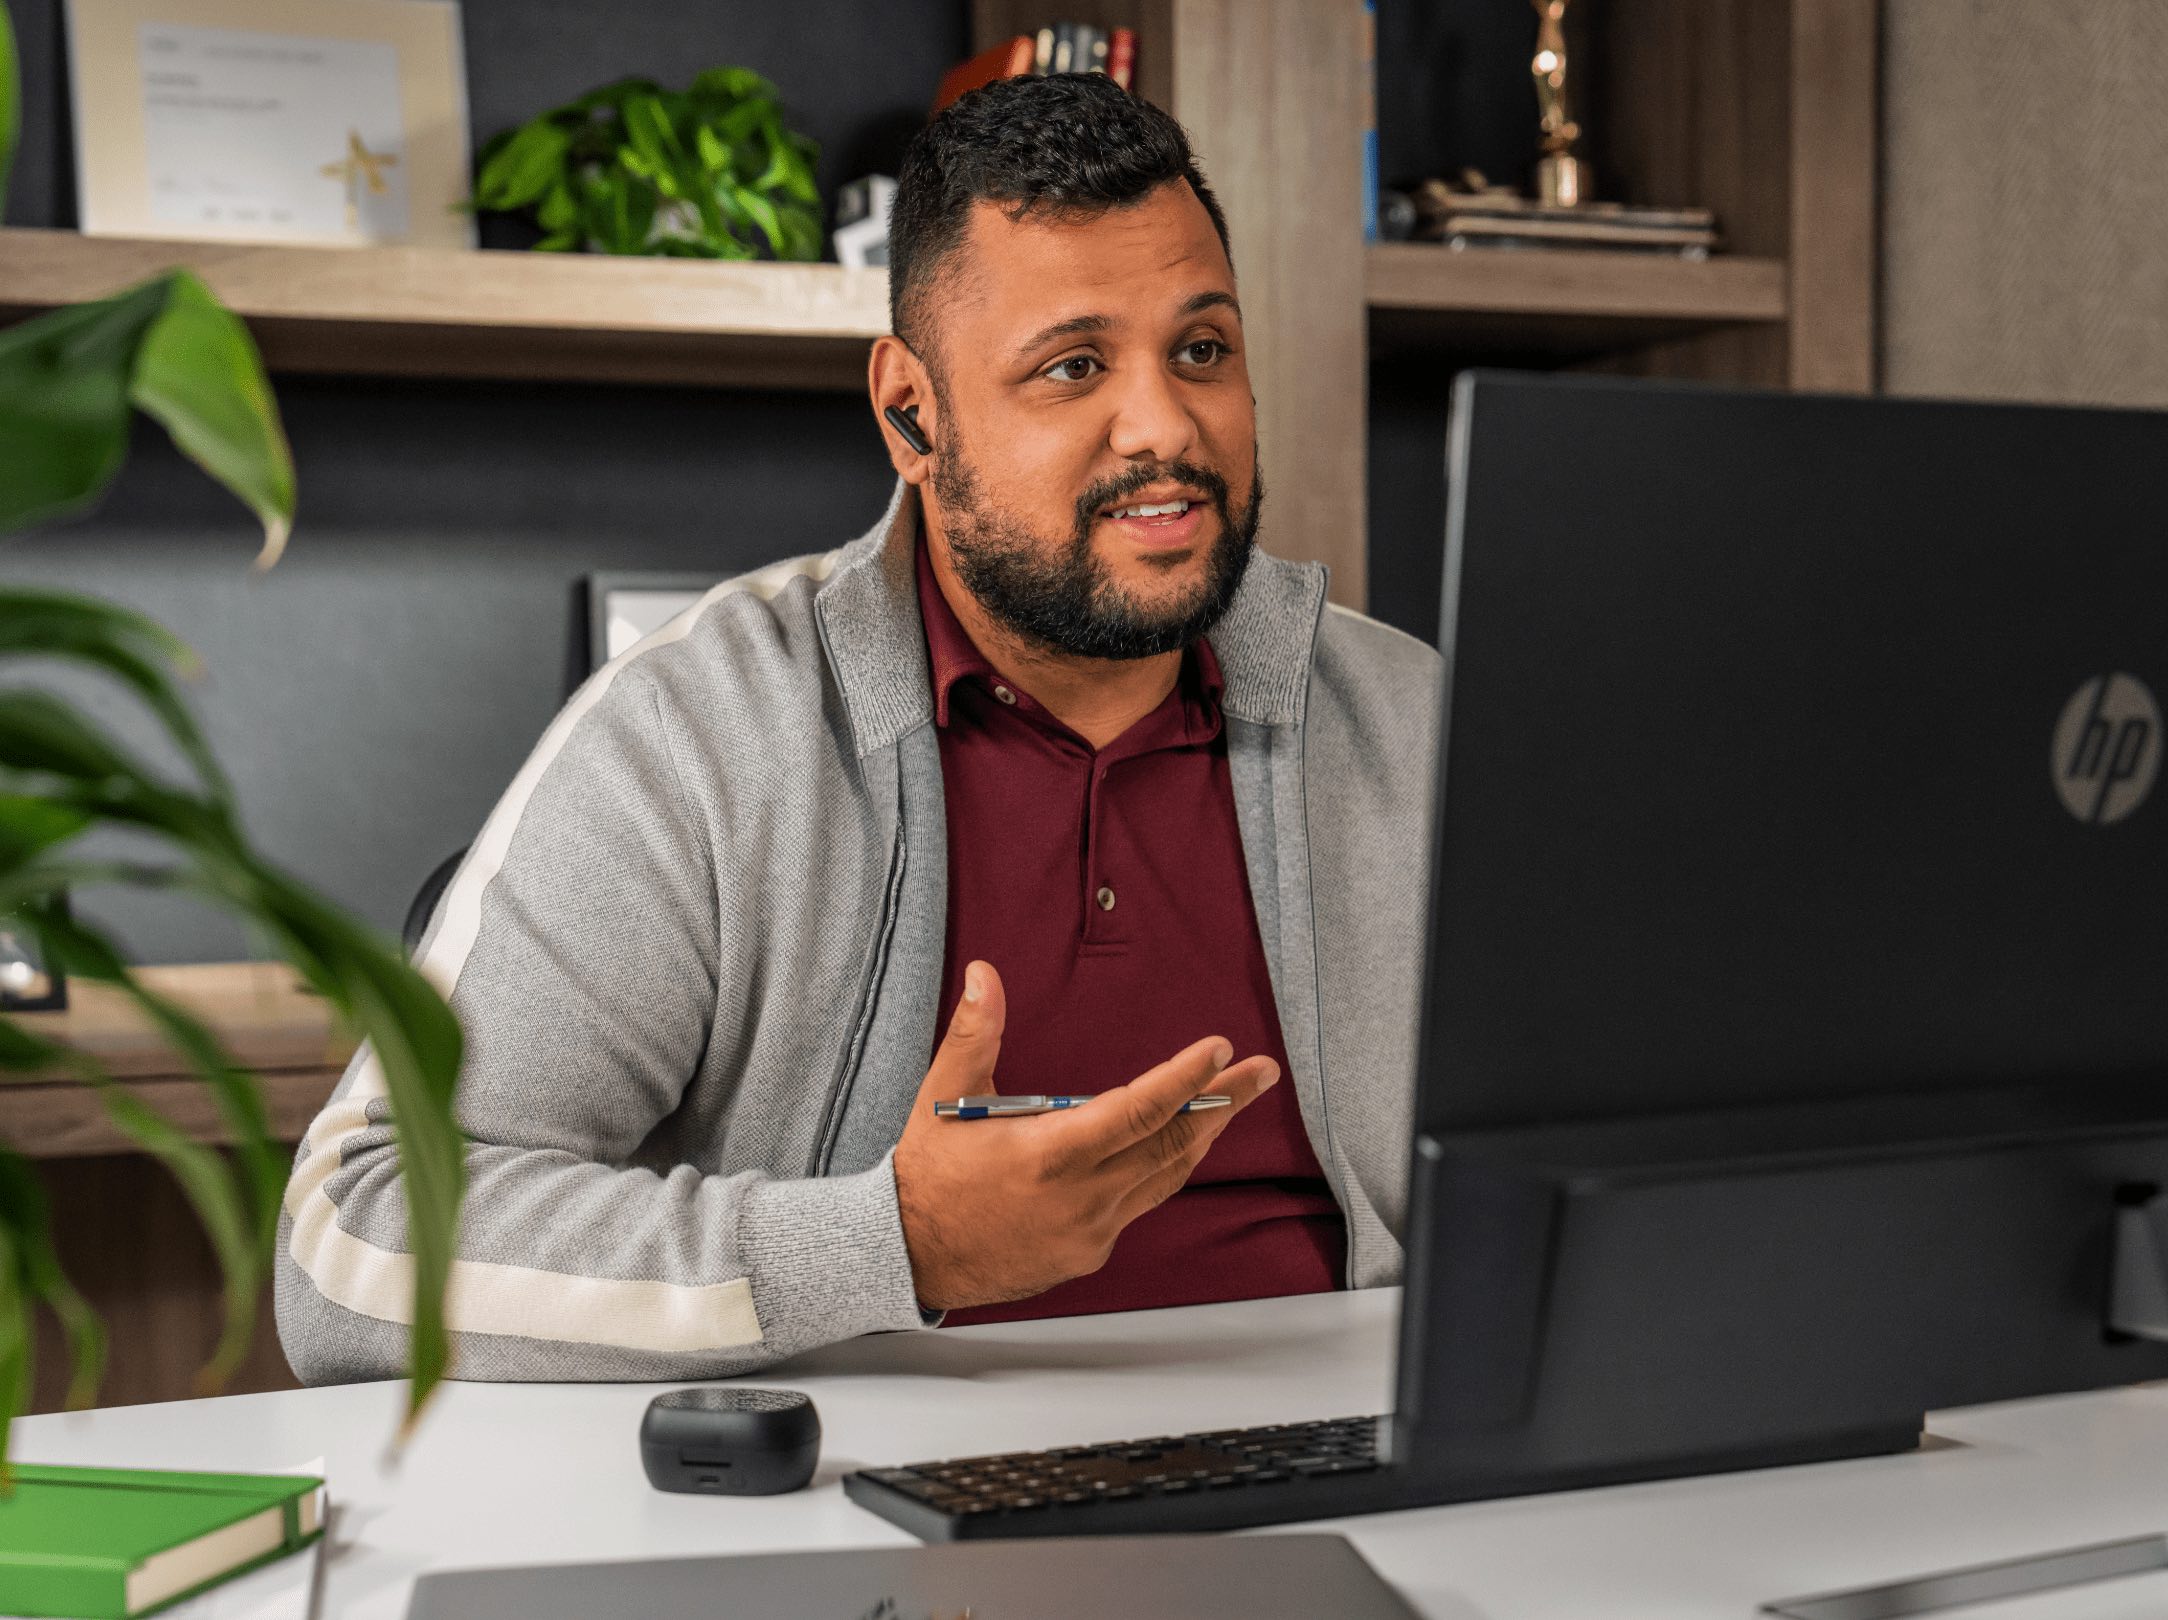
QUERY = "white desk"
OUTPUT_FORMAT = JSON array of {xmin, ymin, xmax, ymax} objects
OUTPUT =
[{"xmin": 20, "ymin": 1289, "xmax": 2168, "ymax": 1619}]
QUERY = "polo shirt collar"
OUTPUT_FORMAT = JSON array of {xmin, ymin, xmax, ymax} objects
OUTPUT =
[
  {"xmin": 815, "ymin": 478, "xmax": 1325, "ymax": 757},
  {"xmin": 912, "ymin": 532, "xmax": 1226, "ymax": 742}
]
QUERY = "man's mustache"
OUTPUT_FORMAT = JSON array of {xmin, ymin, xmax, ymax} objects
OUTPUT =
[{"xmin": 1073, "ymin": 462, "xmax": 1232, "ymax": 533}]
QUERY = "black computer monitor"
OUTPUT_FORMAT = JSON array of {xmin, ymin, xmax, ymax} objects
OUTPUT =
[{"xmin": 1390, "ymin": 372, "xmax": 2168, "ymax": 1499}]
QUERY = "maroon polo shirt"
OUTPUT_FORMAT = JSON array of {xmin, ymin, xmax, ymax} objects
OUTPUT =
[{"xmin": 918, "ymin": 541, "xmax": 1345, "ymax": 1326}]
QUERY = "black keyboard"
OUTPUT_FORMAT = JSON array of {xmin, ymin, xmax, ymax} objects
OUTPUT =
[{"xmin": 844, "ymin": 1414, "xmax": 1405, "ymax": 1540}]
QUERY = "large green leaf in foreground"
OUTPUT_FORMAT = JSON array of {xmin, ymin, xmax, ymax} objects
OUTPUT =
[{"xmin": 0, "ymin": 274, "xmax": 295, "ymax": 564}]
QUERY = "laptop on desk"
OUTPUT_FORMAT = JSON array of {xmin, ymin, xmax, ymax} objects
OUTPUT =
[{"xmin": 846, "ymin": 372, "xmax": 2168, "ymax": 1540}]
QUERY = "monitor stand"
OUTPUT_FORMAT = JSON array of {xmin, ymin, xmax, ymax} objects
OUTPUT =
[{"xmin": 1761, "ymin": 1533, "xmax": 2168, "ymax": 1619}]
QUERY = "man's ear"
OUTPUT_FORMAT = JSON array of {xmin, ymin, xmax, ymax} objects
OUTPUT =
[{"xmin": 869, "ymin": 335, "xmax": 937, "ymax": 485}]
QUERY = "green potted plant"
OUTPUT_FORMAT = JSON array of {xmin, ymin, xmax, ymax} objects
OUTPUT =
[
  {"xmin": 0, "ymin": 1, "xmax": 464, "ymax": 1466},
  {"xmin": 470, "ymin": 67, "xmax": 823, "ymax": 259}
]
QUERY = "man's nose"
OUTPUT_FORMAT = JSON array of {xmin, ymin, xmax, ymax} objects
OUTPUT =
[{"xmin": 1104, "ymin": 363, "xmax": 1200, "ymax": 465}]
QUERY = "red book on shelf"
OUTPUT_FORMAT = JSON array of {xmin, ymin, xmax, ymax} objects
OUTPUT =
[
  {"xmin": 933, "ymin": 34, "xmax": 1038, "ymax": 112},
  {"xmin": 1108, "ymin": 26, "xmax": 1136, "ymax": 90}
]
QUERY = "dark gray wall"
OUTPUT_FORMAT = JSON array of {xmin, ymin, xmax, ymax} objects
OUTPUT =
[{"xmin": 5, "ymin": 0, "xmax": 962, "ymax": 963}]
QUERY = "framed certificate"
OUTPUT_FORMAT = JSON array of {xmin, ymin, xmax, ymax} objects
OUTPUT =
[
  {"xmin": 585, "ymin": 573, "xmax": 730, "ymax": 672},
  {"xmin": 65, "ymin": 0, "xmax": 473, "ymax": 248}
]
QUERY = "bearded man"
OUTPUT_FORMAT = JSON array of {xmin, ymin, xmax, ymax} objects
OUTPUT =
[{"xmin": 278, "ymin": 71, "xmax": 1437, "ymax": 1383}]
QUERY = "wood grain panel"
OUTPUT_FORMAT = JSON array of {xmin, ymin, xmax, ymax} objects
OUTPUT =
[
  {"xmin": 29, "ymin": 1154, "xmax": 298, "ymax": 1415},
  {"xmin": 1167, "ymin": 0, "xmax": 1368, "ymax": 606},
  {"xmin": 0, "ymin": 1069, "xmax": 340, "ymax": 1159},
  {"xmin": 1595, "ymin": 0, "xmax": 1795, "ymax": 388},
  {"xmin": 6, "ymin": 961, "xmax": 350, "ymax": 1082},
  {"xmin": 1368, "ymin": 245, "xmax": 1786, "ymax": 323},
  {"xmin": 0, "ymin": 229, "xmax": 890, "ymax": 391},
  {"xmin": 1787, "ymin": 0, "xmax": 1878, "ymax": 391},
  {"xmin": 1593, "ymin": 0, "xmax": 1876, "ymax": 392},
  {"xmin": 2, "ymin": 961, "xmax": 351, "ymax": 1157}
]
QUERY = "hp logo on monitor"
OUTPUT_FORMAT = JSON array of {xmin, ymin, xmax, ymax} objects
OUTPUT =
[{"xmin": 2053, "ymin": 674, "xmax": 2160, "ymax": 824}]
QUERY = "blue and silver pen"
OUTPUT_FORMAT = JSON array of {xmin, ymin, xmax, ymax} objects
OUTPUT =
[{"xmin": 932, "ymin": 1093, "xmax": 1234, "ymax": 1120}]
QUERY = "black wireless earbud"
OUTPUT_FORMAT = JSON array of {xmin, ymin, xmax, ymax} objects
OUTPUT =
[{"xmin": 884, "ymin": 403, "xmax": 933, "ymax": 456}]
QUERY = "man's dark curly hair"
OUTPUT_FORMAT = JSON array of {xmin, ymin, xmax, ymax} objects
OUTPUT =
[{"xmin": 887, "ymin": 73, "xmax": 1232, "ymax": 364}]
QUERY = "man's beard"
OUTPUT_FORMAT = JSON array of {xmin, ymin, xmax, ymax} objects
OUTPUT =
[{"xmin": 929, "ymin": 423, "xmax": 1263, "ymax": 662}]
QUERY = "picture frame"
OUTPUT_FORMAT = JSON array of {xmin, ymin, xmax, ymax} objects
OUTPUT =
[
  {"xmin": 584, "ymin": 573, "xmax": 731, "ymax": 673},
  {"xmin": 0, "ymin": 897, "xmax": 69, "ymax": 1014},
  {"xmin": 64, "ymin": 0, "xmax": 474, "ymax": 248}
]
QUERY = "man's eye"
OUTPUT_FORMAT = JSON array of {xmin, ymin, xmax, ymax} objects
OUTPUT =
[
  {"xmin": 1044, "ymin": 356, "xmax": 1100, "ymax": 383},
  {"xmin": 1179, "ymin": 340, "xmax": 1228, "ymax": 366}
]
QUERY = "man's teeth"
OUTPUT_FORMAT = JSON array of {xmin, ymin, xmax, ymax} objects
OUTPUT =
[{"xmin": 1110, "ymin": 500, "xmax": 1191, "ymax": 520}]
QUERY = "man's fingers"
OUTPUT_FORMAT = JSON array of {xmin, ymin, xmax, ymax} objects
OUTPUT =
[
  {"xmin": 1112, "ymin": 1156, "xmax": 1199, "ymax": 1229},
  {"xmin": 915, "ymin": 960, "xmax": 1007, "ymax": 1106},
  {"xmin": 1049, "ymin": 1035, "xmax": 1236, "ymax": 1162},
  {"xmin": 1099, "ymin": 1056, "xmax": 1279, "ymax": 1183}
]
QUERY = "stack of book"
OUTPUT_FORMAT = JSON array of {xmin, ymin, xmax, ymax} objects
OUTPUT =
[
  {"xmin": 935, "ymin": 23, "xmax": 1138, "ymax": 112},
  {"xmin": 1410, "ymin": 179, "xmax": 1720, "ymax": 259}
]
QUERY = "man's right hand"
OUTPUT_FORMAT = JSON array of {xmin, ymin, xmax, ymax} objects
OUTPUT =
[{"xmin": 892, "ymin": 960, "xmax": 1282, "ymax": 1312}]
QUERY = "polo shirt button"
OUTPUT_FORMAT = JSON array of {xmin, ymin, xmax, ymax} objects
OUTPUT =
[
  {"xmin": 993, "ymin": 684, "xmax": 1017, "ymax": 705},
  {"xmin": 1096, "ymin": 886, "xmax": 1117, "ymax": 911}
]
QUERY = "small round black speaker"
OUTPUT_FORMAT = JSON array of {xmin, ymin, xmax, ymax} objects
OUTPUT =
[{"xmin": 638, "ymin": 1387, "xmax": 822, "ymax": 1496}]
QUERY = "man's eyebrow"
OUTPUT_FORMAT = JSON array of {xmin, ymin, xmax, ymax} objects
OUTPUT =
[
  {"xmin": 1009, "ymin": 293, "xmax": 1241, "ymax": 364},
  {"xmin": 1012, "ymin": 313, "xmax": 1111, "ymax": 362},
  {"xmin": 1180, "ymin": 290, "xmax": 1241, "ymax": 320}
]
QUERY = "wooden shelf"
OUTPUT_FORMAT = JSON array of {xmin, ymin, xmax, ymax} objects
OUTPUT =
[
  {"xmin": 0, "ymin": 228, "xmax": 891, "ymax": 391},
  {"xmin": 1366, "ymin": 243, "xmax": 1788, "ymax": 361},
  {"xmin": 2, "ymin": 962, "xmax": 351, "ymax": 1158}
]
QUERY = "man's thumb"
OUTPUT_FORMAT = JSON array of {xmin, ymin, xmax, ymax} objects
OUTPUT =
[{"xmin": 918, "ymin": 960, "xmax": 1007, "ymax": 1101}]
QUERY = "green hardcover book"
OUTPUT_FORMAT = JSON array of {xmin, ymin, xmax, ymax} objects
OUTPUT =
[{"xmin": 0, "ymin": 1463, "xmax": 324, "ymax": 1619}]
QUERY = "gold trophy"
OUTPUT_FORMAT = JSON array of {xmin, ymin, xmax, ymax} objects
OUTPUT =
[{"xmin": 1530, "ymin": 0, "xmax": 1588, "ymax": 206}]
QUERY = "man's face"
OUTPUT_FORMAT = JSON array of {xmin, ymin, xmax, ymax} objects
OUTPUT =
[{"xmin": 919, "ymin": 179, "xmax": 1262, "ymax": 661}]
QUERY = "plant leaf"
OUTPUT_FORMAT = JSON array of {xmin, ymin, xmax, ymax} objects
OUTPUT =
[
  {"xmin": 621, "ymin": 94, "xmax": 685, "ymax": 184},
  {"xmin": 695, "ymin": 125, "xmax": 728, "ymax": 176},
  {"xmin": 0, "ymin": 797, "xmax": 91, "ymax": 877},
  {"xmin": 0, "ymin": 1221, "xmax": 27, "ymax": 1482},
  {"xmin": 690, "ymin": 66, "xmax": 774, "ymax": 105},
  {"xmin": 535, "ymin": 180, "xmax": 578, "ymax": 234},
  {"xmin": 1, "ymin": 0, "xmax": 19, "ymax": 220},
  {"xmin": 0, "ymin": 1146, "xmax": 104, "ymax": 1413},
  {"xmin": 0, "ymin": 1014, "xmax": 62, "ymax": 1074},
  {"xmin": 0, "ymin": 588, "xmax": 227, "ymax": 798},
  {"xmin": 33, "ymin": 907, "xmax": 282, "ymax": 1255},
  {"xmin": 732, "ymin": 185, "xmax": 785, "ymax": 257},
  {"xmin": 471, "ymin": 119, "xmax": 570, "ymax": 211},
  {"xmin": 570, "ymin": 76, "xmax": 661, "ymax": 114},
  {"xmin": 0, "ymin": 685, "xmax": 150, "ymax": 784},
  {"xmin": 0, "ymin": 282, "xmax": 170, "ymax": 535},
  {"xmin": 95, "ymin": 1083, "xmax": 262, "ymax": 1390},
  {"xmin": 128, "ymin": 273, "xmax": 295, "ymax": 569},
  {"xmin": 776, "ymin": 203, "xmax": 823, "ymax": 264},
  {"xmin": 241, "ymin": 875, "xmax": 464, "ymax": 1436}
]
